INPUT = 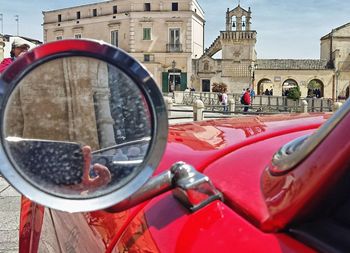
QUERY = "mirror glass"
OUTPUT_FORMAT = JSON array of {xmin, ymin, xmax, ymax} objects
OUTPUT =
[{"xmin": 2, "ymin": 56, "xmax": 152, "ymax": 198}]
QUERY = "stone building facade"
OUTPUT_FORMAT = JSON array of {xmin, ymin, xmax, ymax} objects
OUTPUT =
[
  {"xmin": 320, "ymin": 23, "xmax": 350, "ymax": 99},
  {"xmin": 42, "ymin": 0, "xmax": 205, "ymax": 93},
  {"xmin": 4, "ymin": 2, "xmax": 348, "ymax": 100},
  {"xmin": 193, "ymin": 4, "xmax": 350, "ymax": 100}
]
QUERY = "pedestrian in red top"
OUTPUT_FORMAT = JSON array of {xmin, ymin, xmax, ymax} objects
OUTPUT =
[
  {"xmin": 0, "ymin": 38, "xmax": 30, "ymax": 74},
  {"xmin": 243, "ymin": 88, "xmax": 251, "ymax": 112}
]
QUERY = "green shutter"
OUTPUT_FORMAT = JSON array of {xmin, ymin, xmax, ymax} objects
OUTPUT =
[
  {"xmin": 143, "ymin": 28, "xmax": 151, "ymax": 40},
  {"xmin": 147, "ymin": 28, "xmax": 151, "ymax": 40},
  {"xmin": 180, "ymin": 73, "xmax": 187, "ymax": 91},
  {"xmin": 162, "ymin": 72, "xmax": 169, "ymax": 92}
]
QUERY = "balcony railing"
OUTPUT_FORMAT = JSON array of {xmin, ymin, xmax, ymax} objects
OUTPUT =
[{"xmin": 167, "ymin": 43, "xmax": 183, "ymax": 53}]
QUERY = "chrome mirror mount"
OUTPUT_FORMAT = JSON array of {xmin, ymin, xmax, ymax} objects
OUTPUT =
[{"xmin": 107, "ymin": 161, "xmax": 223, "ymax": 213}]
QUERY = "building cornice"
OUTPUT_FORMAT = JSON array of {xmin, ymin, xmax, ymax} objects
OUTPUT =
[
  {"xmin": 42, "ymin": 0, "xmax": 117, "ymax": 14},
  {"xmin": 43, "ymin": 11, "xmax": 199, "ymax": 26}
]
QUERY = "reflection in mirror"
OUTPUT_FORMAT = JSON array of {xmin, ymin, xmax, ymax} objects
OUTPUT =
[{"xmin": 3, "ymin": 56, "xmax": 152, "ymax": 198}]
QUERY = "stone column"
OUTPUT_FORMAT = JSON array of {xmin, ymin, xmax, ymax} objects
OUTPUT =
[
  {"xmin": 164, "ymin": 96, "xmax": 173, "ymax": 118},
  {"xmin": 236, "ymin": 17, "xmax": 242, "ymax": 31},
  {"xmin": 301, "ymin": 99, "xmax": 308, "ymax": 113},
  {"xmin": 93, "ymin": 63, "xmax": 117, "ymax": 148},
  {"xmin": 229, "ymin": 99, "xmax": 235, "ymax": 114},
  {"xmin": 246, "ymin": 8, "xmax": 252, "ymax": 31},
  {"xmin": 226, "ymin": 9, "xmax": 231, "ymax": 31},
  {"xmin": 193, "ymin": 99, "xmax": 204, "ymax": 121},
  {"xmin": 333, "ymin": 102, "xmax": 343, "ymax": 111},
  {"xmin": 93, "ymin": 88, "xmax": 116, "ymax": 148}
]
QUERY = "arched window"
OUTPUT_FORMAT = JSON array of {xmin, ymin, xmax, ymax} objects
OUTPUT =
[
  {"xmin": 232, "ymin": 16, "xmax": 237, "ymax": 30},
  {"xmin": 242, "ymin": 16, "xmax": 247, "ymax": 31}
]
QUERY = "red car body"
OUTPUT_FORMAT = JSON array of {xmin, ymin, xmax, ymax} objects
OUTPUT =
[
  {"xmin": 19, "ymin": 112, "xmax": 344, "ymax": 253},
  {"xmin": 1, "ymin": 39, "xmax": 349, "ymax": 253}
]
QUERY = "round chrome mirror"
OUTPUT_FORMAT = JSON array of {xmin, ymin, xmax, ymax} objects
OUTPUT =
[{"xmin": 0, "ymin": 39, "xmax": 168, "ymax": 212}]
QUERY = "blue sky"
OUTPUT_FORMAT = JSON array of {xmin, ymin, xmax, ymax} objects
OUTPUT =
[{"xmin": 0, "ymin": 0, "xmax": 349, "ymax": 59}]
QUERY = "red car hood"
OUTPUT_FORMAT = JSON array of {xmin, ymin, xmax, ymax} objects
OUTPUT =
[{"xmin": 156, "ymin": 113, "xmax": 331, "ymax": 229}]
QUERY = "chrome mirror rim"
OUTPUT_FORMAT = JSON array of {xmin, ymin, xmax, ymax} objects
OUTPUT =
[{"xmin": 0, "ymin": 39, "xmax": 168, "ymax": 212}]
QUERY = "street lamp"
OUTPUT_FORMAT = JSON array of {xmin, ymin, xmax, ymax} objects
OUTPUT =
[
  {"xmin": 248, "ymin": 63, "xmax": 257, "ymax": 91},
  {"xmin": 171, "ymin": 60, "xmax": 176, "ymax": 91},
  {"xmin": 0, "ymin": 14, "xmax": 3, "ymax": 34},
  {"xmin": 335, "ymin": 70, "xmax": 340, "ymax": 102},
  {"xmin": 14, "ymin": 15, "xmax": 19, "ymax": 35}
]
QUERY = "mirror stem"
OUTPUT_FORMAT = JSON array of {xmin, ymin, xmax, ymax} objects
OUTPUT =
[{"xmin": 106, "ymin": 162, "xmax": 223, "ymax": 213}]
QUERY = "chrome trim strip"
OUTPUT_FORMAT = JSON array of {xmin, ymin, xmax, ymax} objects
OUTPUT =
[
  {"xmin": 91, "ymin": 137, "xmax": 151, "ymax": 154},
  {"xmin": 271, "ymin": 98, "xmax": 350, "ymax": 174},
  {"xmin": 112, "ymin": 160, "xmax": 143, "ymax": 165}
]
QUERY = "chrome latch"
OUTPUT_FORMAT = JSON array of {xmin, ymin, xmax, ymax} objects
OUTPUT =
[{"xmin": 171, "ymin": 162, "xmax": 223, "ymax": 212}]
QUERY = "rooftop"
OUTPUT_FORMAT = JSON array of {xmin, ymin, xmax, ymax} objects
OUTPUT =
[{"xmin": 256, "ymin": 59, "xmax": 330, "ymax": 70}]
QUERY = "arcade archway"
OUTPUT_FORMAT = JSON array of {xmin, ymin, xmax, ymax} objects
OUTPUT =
[
  {"xmin": 257, "ymin": 78, "xmax": 273, "ymax": 95},
  {"xmin": 307, "ymin": 79, "xmax": 324, "ymax": 98},
  {"xmin": 282, "ymin": 79, "xmax": 298, "ymax": 96}
]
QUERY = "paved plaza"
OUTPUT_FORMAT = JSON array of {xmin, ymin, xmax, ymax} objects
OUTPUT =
[{"xmin": 0, "ymin": 176, "xmax": 20, "ymax": 253}]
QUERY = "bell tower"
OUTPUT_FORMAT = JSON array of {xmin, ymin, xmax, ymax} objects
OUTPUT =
[
  {"xmin": 198, "ymin": 2, "xmax": 258, "ymax": 93},
  {"xmin": 226, "ymin": 4, "xmax": 251, "ymax": 32},
  {"xmin": 222, "ymin": 4, "xmax": 256, "ymax": 61}
]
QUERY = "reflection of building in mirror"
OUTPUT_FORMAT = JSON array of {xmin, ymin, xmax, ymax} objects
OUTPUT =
[
  {"xmin": 3, "ymin": 56, "xmax": 152, "ymax": 195},
  {"xmin": 5, "ymin": 57, "xmax": 152, "ymax": 151},
  {"xmin": 5, "ymin": 57, "xmax": 109, "ymax": 150},
  {"xmin": 90, "ymin": 62, "xmax": 116, "ymax": 149},
  {"xmin": 107, "ymin": 65, "xmax": 152, "ymax": 144}
]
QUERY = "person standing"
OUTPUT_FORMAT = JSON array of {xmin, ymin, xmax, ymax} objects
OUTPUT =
[
  {"xmin": 250, "ymin": 89, "xmax": 255, "ymax": 105},
  {"xmin": 0, "ymin": 38, "xmax": 30, "ymax": 177},
  {"xmin": 222, "ymin": 89, "xmax": 228, "ymax": 112},
  {"xmin": 243, "ymin": 88, "xmax": 251, "ymax": 112},
  {"xmin": 0, "ymin": 38, "xmax": 30, "ymax": 73}
]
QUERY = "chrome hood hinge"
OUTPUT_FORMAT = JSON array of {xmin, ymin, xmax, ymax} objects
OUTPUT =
[{"xmin": 107, "ymin": 161, "xmax": 223, "ymax": 213}]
